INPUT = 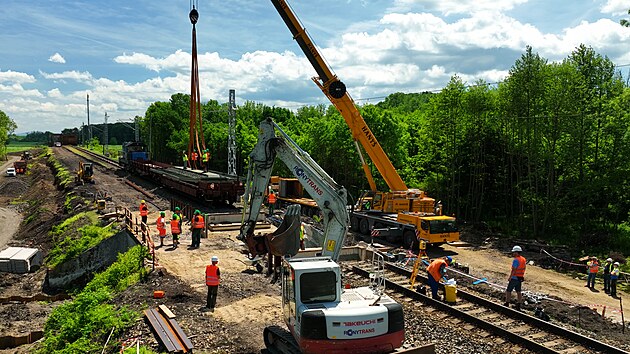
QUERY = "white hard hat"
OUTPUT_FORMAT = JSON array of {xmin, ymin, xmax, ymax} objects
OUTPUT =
[
  {"xmin": 607, "ymin": 258, "xmax": 613, "ymax": 262},
  {"xmin": 614, "ymin": 262, "xmax": 620, "ymax": 266},
  {"xmin": 511, "ymin": 245, "xmax": 522, "ymax": 253},
  {"xmin": 211, "ymin": 256, "xmax": 219, "ymax": 262}
]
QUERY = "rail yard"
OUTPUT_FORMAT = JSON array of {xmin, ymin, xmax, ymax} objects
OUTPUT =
[{"xmin": 0, "ymin": 144, "xmax": 628, "ymax": 353}]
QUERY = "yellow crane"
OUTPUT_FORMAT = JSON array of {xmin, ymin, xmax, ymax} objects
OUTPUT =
[{"xmin": 270, "ymin": 0, "xmax": 459, "ymax": 248}]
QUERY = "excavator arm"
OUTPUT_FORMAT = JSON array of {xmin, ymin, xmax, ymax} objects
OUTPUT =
[
  {"xmin": 238, "ymin": 118, "xmax": 349, "ymax": 261},
  {"xmin": 270, "ymin": 0, "xmax": 407, "ymax": 192}
]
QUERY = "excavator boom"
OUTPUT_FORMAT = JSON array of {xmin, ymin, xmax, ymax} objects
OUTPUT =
[{"xmin": 238, "ymin": 118, "xmax": 349, "ymax": 261}]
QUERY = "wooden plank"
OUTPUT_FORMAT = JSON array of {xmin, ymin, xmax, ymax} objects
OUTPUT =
[
  {"xmin": 395, "ymin": 343, "xmax": 436, "ymax": 354},
  {"xmin": 158, "ymin": 305, "xmax": 176, "ymax": 319}
]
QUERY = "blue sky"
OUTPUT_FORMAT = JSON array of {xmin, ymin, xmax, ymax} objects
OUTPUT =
[{"xmin": 1, "ymin": 0, "xmax": 629, "ymax": 133}]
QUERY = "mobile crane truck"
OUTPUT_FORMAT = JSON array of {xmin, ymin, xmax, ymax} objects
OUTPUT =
[
  {"xmin": 238, "ymin": 118, "xmax": 411, "ymax": 354},
  {"xmin": 270, "ymin": 0, "xmax": 459, "ymax": 249}
]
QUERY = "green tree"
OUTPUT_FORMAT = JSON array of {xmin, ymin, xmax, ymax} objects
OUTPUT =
[
  {"xmin": 621, "ymin": 9, "xmax": 630, "ymax": 27},
  {"xmin": 0, "ymin": 110, "xmax": 18, "ymax": 159}
]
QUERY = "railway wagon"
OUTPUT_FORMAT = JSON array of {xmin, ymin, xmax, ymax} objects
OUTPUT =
[{"xmin": 119, "ymin": 142, "xmax": 244, "ymax": 205}]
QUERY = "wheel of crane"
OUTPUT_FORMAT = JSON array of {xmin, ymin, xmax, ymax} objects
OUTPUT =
[
  {"xmin": 359, "ymin": 218, "xmax": 369, "ymax": 235},
  {"xmin": 403, "ymin": 230, "xmax": 417, "ymax": 250},
  {"xmin": 350, "ymin": 216, "xmax": 360, "ymax": 231}
]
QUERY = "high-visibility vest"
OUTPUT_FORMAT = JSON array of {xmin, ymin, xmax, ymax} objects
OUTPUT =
[
  {"xmin": 268, "ymin": 193, "xmax": 277, "ymax": 204},
  {"xmin": 427, "ymin": 258, "xmax": 447, "ymax": 282},
  {"xmin": 611, "ymin": 268, "xmax": 620, "ymax": 280},
  {"xmin": 300, "ymin": 224, "xmax": 304, "ymax": 240},
  {"xmin": 202, "ymin": 152, "xmax": 210, "ymax": 162},
  {"xmin": 512, "ymin": 255, "xmax": 527, "ymax": 278},
  {"xmin": 588, "ymin": 261, "xmax": 599, "ymax": 273},
  {"xmin": 205, "ymin": 265, "xmax": 220, "ymax": 286},
  {"xmin": 170, "ymin": 219, "xmax": 181, "ymax": 234},
  {"xmin": 140, "ymin": 204, "xmax": 148, "ymax": 216},
  {"xmin": 156, "ymin": 217, "xmax": 166, "ymax": 236},
  {"xmin": 193, "ymin": 215, "xmax": 205, "ymax": 229},
  {"xmin": 192, "ymin": 152, "xmax": 198, "ymax": 161},
  {"xmin": 183, "ymin": 154, "xmax": 188, "ymax": 162},
  {"xmin": 604, "ymin": 262, "xmax": 613, "ymax": 274}
]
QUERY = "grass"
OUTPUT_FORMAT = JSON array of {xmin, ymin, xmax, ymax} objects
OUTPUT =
[
  {"xmin": 46, "ymin": 211, "xmax": 116, "ymax": 269},
  {"xmin": 43, "ymin": 147, "xmax": 73, "ymax": 189},
  {"xmin": 5, "ymin": 141, "xmax": 44, "ymax": 153},
  {"xmin": 85, "ymin": 144, "xmax": 122, "ymax": 158},
  {"xmin": 40, "ymin": 246, "xmax": 148, "ymax": 354}
]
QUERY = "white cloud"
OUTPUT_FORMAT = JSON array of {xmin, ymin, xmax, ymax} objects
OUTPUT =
[
  {"xmin": 391, "ymin": 0, "xmax": 528, "ymax": 15},
  {"xmin": 0, "ymin": 70, "xmax": 36, "ymax": 84},
  {"xmin": 601, "ymin": 0, "xmax": 630, "ymax": 15},
  {"xmin": 40, "ymin": 70, "xmax": 93, "ymax": 82},
  {"xmin": 48, "ymin": 53, "xmax": 66, "ymax": 64}
]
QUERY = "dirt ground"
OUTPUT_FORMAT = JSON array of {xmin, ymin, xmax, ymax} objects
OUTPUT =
[{"xmin": 2, "ymin": 148, "xmax": 630, "ymax": 353}]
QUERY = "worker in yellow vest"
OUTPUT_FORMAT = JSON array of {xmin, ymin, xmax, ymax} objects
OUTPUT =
[
  {"xmin": 202, "ymin": 149, "xmax": 211, "ymax": 172},
  {"xmin": 182, "ymin": 151, "xmax": 189, "ymax": 169},
  {"xmin": 156, "ymin": 211, "xmax": 167, "ymax": 247},
  {"xmin": 205, "ymin": 255, "xmax": 220, "ymax": 311},
  {"xmin": 191, "ymin": 209, "xmax": 205, "ymax": 249},
  {"xmin": 170, "ymin": 214, "xmax": 181, "ymax": 248},
  {"xmin": 300, "ymin": 222, "xmax": 305, "ymax": 250}
]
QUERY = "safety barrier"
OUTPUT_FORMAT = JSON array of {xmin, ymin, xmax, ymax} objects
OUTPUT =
[{"xmin": 123, "ymin": 207, "xmax": 156, "ymax": 271}]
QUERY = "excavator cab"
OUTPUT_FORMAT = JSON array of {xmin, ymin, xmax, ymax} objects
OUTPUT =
[{"xmin": 76, "ymin": 162, "xmax": 94, "ymax": 185}]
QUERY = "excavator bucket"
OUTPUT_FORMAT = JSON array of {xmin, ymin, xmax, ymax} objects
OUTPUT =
[{"xmin": 266, "ymin": 204, "xmax": 301, "ymax": 257}]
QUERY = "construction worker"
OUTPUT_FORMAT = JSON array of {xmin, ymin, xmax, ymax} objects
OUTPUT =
[
  {"xmin": 191, "ymin": 209, "xmax": 205, "ymax": 248},
  {"xmin": 585, "ymin": 257, "xmax": 599, "ymax": 289},
  {"xmin": 182, "ymin": 151, "xmax": 188, "ymax": 169},
  {"xmin": 205, "ymin": 255, "xmax": 220, "ymax": 311},
  {"xmin": 603, "ymin": 258, "xmax": 614, "ymax": 293},
  {"xmin": 174, "ymin": 206, "xmax": 184, "ymax": 222},
  {"xmin": 139, "ymin": 200, "xmax": 149, "ymax": 225},
  {"xmin": 170, "ymin": 214, "xmax": 181, "ymax": 248},
  {"xmin": 156, "ymin": 211, "xmax": 167, "ymax": 247},
  {"xmin": 426, "ymin": 256, "xmax": 452, "ymax": 300},
  {"xmin": 202, "ymin": 149, "xmax": 211, "ymax": 172},
  {"xmin": 505, "ymin": 245, "xmax": 526, "ymax": 310},
  {"xmin": 268, "ymin": 192, "xmax": 277, "ymax": 215},
  {"xmin": 300, "ymin": 222, "xmax": 305, "ymax": 250},
  {"xmin": 610, "ymin": 262, "xmax": 620, "ymax": 297},
  {"xmin": 191, "ymin": 150, "xmax": 199, "ymax": 170}
]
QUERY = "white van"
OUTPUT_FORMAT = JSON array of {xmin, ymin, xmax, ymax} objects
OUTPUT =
[{"xmin": 6, "ymin": 168, "xmax": 17, "ymax": 177}]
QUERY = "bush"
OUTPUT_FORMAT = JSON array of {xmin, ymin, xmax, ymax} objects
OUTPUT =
[
  {"xmin": 47, "ymin": 212, "xmax": 115, "ymax": 268},
  {"xmin": 40, "ymin": 246, "xmax": 148, "ymax": 353}
]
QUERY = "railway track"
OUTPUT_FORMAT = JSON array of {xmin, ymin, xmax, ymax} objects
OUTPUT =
[
  {"xmin": 352, "ymin": 261, "xmax": 627, "ymax": 354},
  {"xmin": 64, "ymin": 146, "xmax": 120, "ymax": 169}
]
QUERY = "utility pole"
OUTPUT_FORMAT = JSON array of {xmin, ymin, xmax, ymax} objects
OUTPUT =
[
  {"xmin": 134, "ymin": 116, "xmax": 140, "ymax": 142},
  {"xmin": 103, "ymin": 113, "xmax": 109, "ymax": 156},
  {"xmin": 87, "ymin": 94, "xmax": 92, "ymax": 143},
  {"xmin": 81, "ymin": 123, "xmax": 85, "ymax": 145},
  {"xmin": 228, "ymin": 89, "xmax": 237, "ymax": 176}
]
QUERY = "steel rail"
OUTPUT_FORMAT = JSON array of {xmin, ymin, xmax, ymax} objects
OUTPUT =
[{"xmin": 352, "ymin": 262, "xmax": 628, "ymax": 354}]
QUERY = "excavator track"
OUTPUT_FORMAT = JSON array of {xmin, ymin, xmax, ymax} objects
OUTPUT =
[{"xmin": 262, "ymin": 325, "xmax": 301, "ymax": 354}]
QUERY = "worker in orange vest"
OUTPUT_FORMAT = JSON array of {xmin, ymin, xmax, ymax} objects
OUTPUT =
[
  {"xmin": 191, "ymin": 209, "xmax": 205, "ymax": 249},
  {"xmin": 585, "ymin": 256, "xmax": 599, "ymax": 289},
  {"xmin": 139, "ymin": 200, "xmax": 149, "ymax": 225},
  {"xmin": 191, "ymin": 150, "xmax": 199, "ymax": 170},
  {"xmin": 170, "ymin": 214, "xmax": 181, "ymax": 248},
  {"xmin": 426, "ymin": 256, "xmax": 452, "ymax": 299},
  {"xmin": 205, "ymin": 255, "xmax": 220, "ymax": 311},
  {"xmin": 268, "ymin": 192, "xmax": 277, "ymax": 215},
  {"xmin": 505, "ymin": 245, "xmax": 527, "ymax": 310},
  {"xmin": 156, "ymin": 211, "xmax": 167, "ymax": 247}
]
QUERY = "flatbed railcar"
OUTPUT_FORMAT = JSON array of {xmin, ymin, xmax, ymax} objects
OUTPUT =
[{"xmin": 119, "ymin": 142, "xmax": 244, "ymax": 204}]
